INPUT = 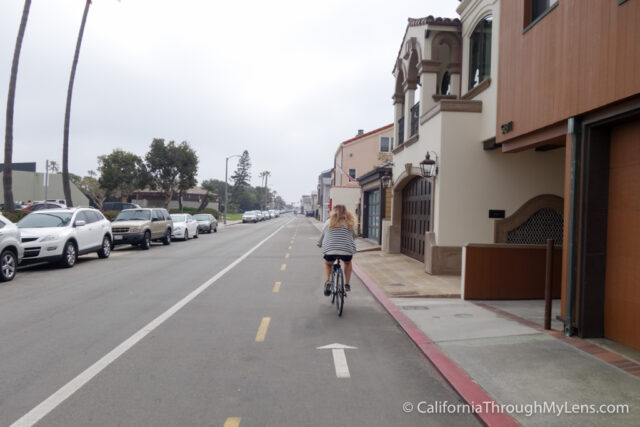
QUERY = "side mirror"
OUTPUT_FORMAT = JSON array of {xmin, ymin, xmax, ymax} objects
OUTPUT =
[{"xmin": 75, "ymin": 220, "xmax": 86, "ymax": 227}]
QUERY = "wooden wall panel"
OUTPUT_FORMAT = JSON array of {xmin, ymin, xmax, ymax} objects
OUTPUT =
[
  {"xmin": 604, "ymin": 120, "xmax": 640, "ymax": 351},
  {"xmin": 497, "ymin": 0, "xmax": 640, "ymax": 144},
  {"xmin": 464, "ymin": 245, "xmax": 562, "ymax": 300}
]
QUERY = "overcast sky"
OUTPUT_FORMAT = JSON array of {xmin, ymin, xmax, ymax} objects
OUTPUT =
[{"xmin": 1, "ymin": 0, "xmax": 458, "ymax": 204}]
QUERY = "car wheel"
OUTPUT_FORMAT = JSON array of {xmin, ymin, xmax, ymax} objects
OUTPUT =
[
  {"xmin": 208, "ymin": 225, "xmax": 212, "ymax": 233},
  {"xmin": 141, "ymin": 231, "xmax": 151, "ymax": 250},
  {"xmin": 97, "ymin": 235, "xmax": 112, "ymax": 259},
  {"xmin": 213, "ymin": 225, "xmax": 217, "ymax": 233},
  {"xmin": 0, "ymin": 249, "xmax": 17, "ymax": 282},
  {"xmin": 59, "ymin": 241, "xmax": 77, "ymax": 268},
  {"xmin": 194, "ymin": 228, "xmax": 199, "ymax": 239},
  {"xmin": 162, "ymin": 229, "xmax": 171, "ymax": 245},
  {"xmin": 184, "ymin": 230, "xmax": 189, "ymax": 241}
]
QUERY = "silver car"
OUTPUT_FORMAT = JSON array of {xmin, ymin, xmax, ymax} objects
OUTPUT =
[
  {"xmin": 0, "ymin": 214, "xmax": 23, "ymax": 281},
  {"xmin": 193, "ymin": 214, "xmax": 218, "ymax": 233}
]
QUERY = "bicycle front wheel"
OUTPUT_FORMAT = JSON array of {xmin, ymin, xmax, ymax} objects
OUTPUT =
[{"xmin": 335, "ymin": 267, "xmax": 344, "ymax": 316}]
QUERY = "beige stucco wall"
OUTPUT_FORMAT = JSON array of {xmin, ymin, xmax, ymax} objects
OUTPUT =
[
  {"xmin": 459, "ymin": 0, "xmax": 500, "ymax": 143},
  {"xmin": 0, "ymin": 171, "xmax": 89, "ymax": 206},
  {"xmin": 329, "ymin": 186, "xmax": 360, "ymax": 217},
  {"xmin": 437, "ymin": 111, "xmax": 565, "ymax": 246},
  {"xmin": 334, "ymin": 127, "xmax": 393, "ymax": 186}
]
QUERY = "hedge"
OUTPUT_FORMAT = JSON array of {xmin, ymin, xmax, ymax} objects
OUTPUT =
[
  {"xmin": 169, "ymin": 207, "xmax": 221, "ymax": 220},
  {"xmin": 1, "ymin": 210, "xmax": 28, "ymax": 223}
]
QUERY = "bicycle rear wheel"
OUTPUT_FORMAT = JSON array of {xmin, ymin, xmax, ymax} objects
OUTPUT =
[{"xmin": 335, "ymin": 267, "xmax": 344, "ymax": 316}]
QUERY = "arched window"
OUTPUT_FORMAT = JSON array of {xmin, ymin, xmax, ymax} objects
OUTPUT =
[{"xmin": 468, "ymin": 15, "xmax": 492, "ymax": 90}]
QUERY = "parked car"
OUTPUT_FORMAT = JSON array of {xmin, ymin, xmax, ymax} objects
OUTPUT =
[
  {"xmin": 0, "ymin": 213, "xmax": 23, "ymax": 281},
  {"xmin": 269, "ymin": 209, "xmax": 279, "ymax": 218},
  {"xmin": 102, "ymin": 202, "xmax": 141, "ymax": 212},
  {"xmin": 262, "ymin": 210, "xmax": 271, "ymax": 219},
  {"xmin": 242, "ymin": 211, "xmax": 258, "ymax": 223},
  {"xmin": 45, "ymin": 199, "xmax": 67, "ymax": 206},
  {"xmin": 18, "ymin": 208, "xmax": 112, "ymax": 268},
  {"xmin": 170, "ymin": 214, "xmax": 199, "ymax": 240},
  {"xmin": 24, "ymin": 202, "xmax": 65, "ymax": 212},
  {"xmin": 193, "ymin": 214, "xmax": 217, "ymax": 233},
  {"xmin": 111, "ymin": 208, "xmax": 172, "ymax": 249}
]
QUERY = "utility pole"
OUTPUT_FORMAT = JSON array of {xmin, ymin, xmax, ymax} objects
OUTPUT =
[
  {"xmin": 224, "ymin": 154, "xmax": 241, "ymax": 225},
  {"xmin": 44, "ymin": 159, "xmax": 49, "ymax": 201}
]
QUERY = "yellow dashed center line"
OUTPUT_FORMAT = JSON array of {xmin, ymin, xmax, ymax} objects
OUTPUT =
[
  {"xmin": 285, "ymin": 253, "xmax": 290, "ymax": 259},
  {"xmin": 273, "ymin": 282, "xmax": 281, "ymax": 293},
  {"xmin": 281, "ymin": 264, "xmax": 286, "ymax": 271},
  {"xmin": 255, "ymin": 317, "xmax": 271, "ymax": 342},
  {"xmin": 224, "ymin": 417, "xmax": 241, "ymax": 427}
]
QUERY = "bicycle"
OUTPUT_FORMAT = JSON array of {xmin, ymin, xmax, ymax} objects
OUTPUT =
[{"xmin": 330, "ymin": 259, "xmax": 346, "ymax": 316}]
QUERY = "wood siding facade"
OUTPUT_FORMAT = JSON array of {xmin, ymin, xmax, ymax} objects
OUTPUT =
[{"xmin": 497, "ymin": 0, "xmax": 640, "ymax": 148}]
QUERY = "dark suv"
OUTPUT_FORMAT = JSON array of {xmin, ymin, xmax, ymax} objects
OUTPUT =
[{"xmin": 102, "ymin": 202, "xmax": 141, "ymax": 212}]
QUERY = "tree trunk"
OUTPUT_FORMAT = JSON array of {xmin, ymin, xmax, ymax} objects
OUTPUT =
[
  {"xmin": 197, "ymin": 191, "xmax": 210, "ymax": 212},
  {"xmin": 63, "ymin": 0, "xmax": 92, "ymax": 208},
  {"xmin": 178, "ymin": 189, "xmax": 183, "ymax": 211},
  {"xmin": 4, "ymin": 0, "xmax": 32, "ymax": 213}
]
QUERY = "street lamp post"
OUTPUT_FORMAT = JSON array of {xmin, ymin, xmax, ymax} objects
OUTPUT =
[{"xmin": 224, "ymin": 154, "xmax": 241, "ymax": 225}]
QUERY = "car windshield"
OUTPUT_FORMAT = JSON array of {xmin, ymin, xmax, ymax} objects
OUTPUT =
[
  {"xmin": 113, "ymin": 210, "xmax": 151, "ymax": 221},
  {"xmin": 18, "ymin": 212, "xmax": 73, "ymax": 228},
  {"xmin": 171, "ymin": 214, "xmax": 186, "ymax": 222},
  {"xmin": 193, "ymin": 214, "xmax": 208, "ymax": 220}
]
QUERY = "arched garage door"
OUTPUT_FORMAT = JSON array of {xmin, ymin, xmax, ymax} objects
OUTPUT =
[{"xmin": 401, "ymin": 177, "xmax": 431, "ymax": 262}]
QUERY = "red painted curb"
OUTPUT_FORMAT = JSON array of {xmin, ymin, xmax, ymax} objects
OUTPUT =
[{"xmin": 352, "ymin": 263, "xmax": 520, "ymax": 427}]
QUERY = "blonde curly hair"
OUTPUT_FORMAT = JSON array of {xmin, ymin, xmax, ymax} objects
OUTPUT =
[{"xmin": 329, "ymin": 204, "xmax": 355, "ymax": 230}]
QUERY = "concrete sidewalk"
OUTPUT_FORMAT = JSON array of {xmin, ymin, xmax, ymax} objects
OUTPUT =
[{"xmin": 307, "ymin": 216, "xmax": 640, "ymax": 424}]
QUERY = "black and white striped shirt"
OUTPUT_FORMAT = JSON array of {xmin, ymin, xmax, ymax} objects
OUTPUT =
[{"xmin": 317, "ymin": 221, "xmax": 356, "ymax": 255}]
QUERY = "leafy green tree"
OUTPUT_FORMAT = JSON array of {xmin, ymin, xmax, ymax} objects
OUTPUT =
[
  {"xmin": 230, "ymin": 150, "xmax": 251, "ymax": 206},
  {"xmin": 3, "ymin": 0, "xmax": 32, "ymax": 213},
  {"xmin": 98, "ymin": 149, "xmax": 149, "ymax": 201},
  {"xmin": 77, "ymin": 175, "xmax": 106, "ymax": 209},
  {"xmin": 175, "ymin": 142, "xmax": 198, "ymax": 210},
  {"xmin": 201, "ymin": 179, "xmax": 225, "ymax": 199}
]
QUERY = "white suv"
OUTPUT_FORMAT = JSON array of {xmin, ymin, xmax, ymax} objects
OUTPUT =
[
  {"xmin": 18, "ymin": 208, "xmax": 113, "ymax": 268},
  {"xmin": 0, "ymin": 213, "xmax": 23, "ymax": 281}
]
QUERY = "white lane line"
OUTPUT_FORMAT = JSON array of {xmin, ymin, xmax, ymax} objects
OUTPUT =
[{"xmin": 10, "ymin": 220, "xmax": 293, "ymax": 427}]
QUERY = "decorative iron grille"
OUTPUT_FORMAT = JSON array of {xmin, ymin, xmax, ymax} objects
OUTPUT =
[{"xmin": 507, "ymin": 208, "xmax": 563, "ymax": 245}]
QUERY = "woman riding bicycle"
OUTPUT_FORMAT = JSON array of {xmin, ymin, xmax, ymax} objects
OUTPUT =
[{"xmin": 317, "ymin": 204, "xmax": 356, "ymax": 296}]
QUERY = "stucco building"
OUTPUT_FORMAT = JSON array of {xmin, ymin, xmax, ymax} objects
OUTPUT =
[
  {"xmin": 386, "ymin": 1, "xmax": 564, "ymax": 275},
  {"xmin": 330, "ymin": 125, "xmax": 393, "ymax": 231}
]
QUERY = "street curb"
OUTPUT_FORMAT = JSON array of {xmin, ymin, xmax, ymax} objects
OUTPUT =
[{"xmin": 352, "ymin": 263, "xmax": 521, "ymax": 427}]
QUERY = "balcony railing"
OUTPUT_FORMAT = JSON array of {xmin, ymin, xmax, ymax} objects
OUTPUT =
[
  {"xmin": 410, "ymin": 102, "xmax": 420, "ymax": 137},
  {"xmin": 398, "ymin": 116, "xmax": 404, "ymax": 145}
]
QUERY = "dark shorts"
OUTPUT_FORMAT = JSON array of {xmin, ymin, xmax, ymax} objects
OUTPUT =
[{"xmin": 323, "ymin": 254, "xmax": 352, "ymax": 262}]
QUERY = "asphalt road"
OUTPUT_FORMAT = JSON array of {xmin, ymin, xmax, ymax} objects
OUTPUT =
[{"xmin": 0, "ymin": 215, "xmax": 478, "ymax": 427}]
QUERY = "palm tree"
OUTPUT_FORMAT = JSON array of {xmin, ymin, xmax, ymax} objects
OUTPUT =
[
  {"xmin": 62, "ymin": 0, "xmax": 93, "ymax": 207},
  {"xmin": 3, "ymin": 0, "xmax": 32, "ymax": 213}
]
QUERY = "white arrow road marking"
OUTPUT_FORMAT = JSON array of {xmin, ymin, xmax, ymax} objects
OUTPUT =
[{"xmin": 317, "ymin": 343, "xmax": 357, "ymax": 378}]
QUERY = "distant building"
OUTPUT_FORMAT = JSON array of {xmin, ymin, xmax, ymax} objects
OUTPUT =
[
  {"xmin": 0, "ymin": 170, "xmax": 88, "ymax": 206},
  {"xmin": 131, "ymin": 187, "xmax": 219, "ymax": 211}
]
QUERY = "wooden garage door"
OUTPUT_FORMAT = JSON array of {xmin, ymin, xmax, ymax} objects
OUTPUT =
[
  {"xmin": 401, "ymin": 177, "xmax": 431, "ymax": 262},
  {"xmin": 605, "ymin": 120, "xmax": 640, "ymax": 351}
]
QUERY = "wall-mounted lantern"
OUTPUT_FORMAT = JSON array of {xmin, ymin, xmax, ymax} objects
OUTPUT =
[
  {"xmin": 420, "ymin": 151, "xmax": 438, "ymax": 178},
  {"xmin": 381, "ymin": 172, "xmax": 392, "ymax": 188}
]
